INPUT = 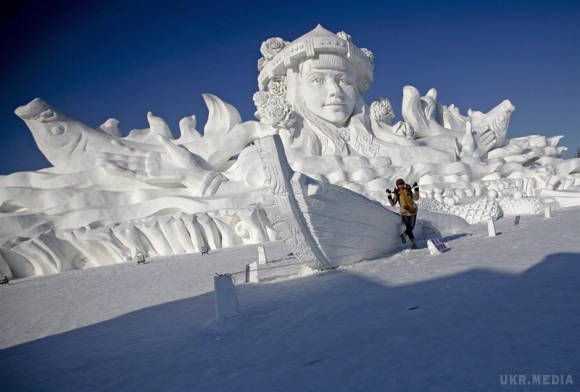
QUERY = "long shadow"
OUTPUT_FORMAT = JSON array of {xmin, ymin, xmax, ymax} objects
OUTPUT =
[
  {"xmin": 440, "ymin": 233, "xmax": 471, "ymax": 242},
  {"xmin": 1, "ymin": 253, "xmax": 579, "ymax": 392}
]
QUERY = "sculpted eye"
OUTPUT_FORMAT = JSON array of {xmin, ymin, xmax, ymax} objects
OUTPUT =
[
  {"xmin": 50, "ymin": 124, "xmax": 66, "ymax": 135},
  {"xmin": 310, "ymin": 77, "xmax": 324, "ymax": 85},
  {"xmin": 338, "ymin": 77, "xmax": 352, "ymax": 86}
]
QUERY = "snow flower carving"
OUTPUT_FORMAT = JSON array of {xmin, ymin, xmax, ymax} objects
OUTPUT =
[
  {"xmin": 253, "ymin": 91, "xmax": 270, "ymax": 108},
  {"xmin": 370, "ymin": 98, "xmax": 395, "ymax": 124},
  {"xmin": 260, "ymin": 37, "xmax": 287, "ymax": 60},
  {"xmin": 393, "ymin": 121, "xmax": 415, "ymax": 139},
  {"xmin": 338, "ymin": 128, "xmax": 350, "ymax": 142},
  {"xmin": 253, "ymin": 91, "xmax": 296, "ymax": 130},
  {"xmin": 267, "ymin": 76, "xmax": 287, "ymax": 96}
]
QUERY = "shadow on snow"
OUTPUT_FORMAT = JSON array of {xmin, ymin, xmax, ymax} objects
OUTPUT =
[{"xmin": 1, "ymin": 252, "xmax": 579, "ymax": 392}]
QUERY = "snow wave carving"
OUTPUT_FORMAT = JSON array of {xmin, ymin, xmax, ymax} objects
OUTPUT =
[{"xmin": 0, "ymin": 209, "xmax": 276, "ymax": 279}]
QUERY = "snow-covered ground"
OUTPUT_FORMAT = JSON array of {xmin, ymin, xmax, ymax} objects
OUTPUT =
[{"xmin": 1, "ymin": 209, "xmax": 580, "ymax": 391}]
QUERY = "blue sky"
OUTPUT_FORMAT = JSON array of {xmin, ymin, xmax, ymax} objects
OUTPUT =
[{"xmin": 1, "ymin": 0, "xmax": 579, "ymax": 173}]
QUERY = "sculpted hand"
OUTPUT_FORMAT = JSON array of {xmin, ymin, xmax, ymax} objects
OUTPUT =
[
  {"xmin": 475, "ymin": 128, "xmax": 498, "ymax": 154},
  {"xmin": 98, "ymin": 136, "xmax": 222, "ymax": 193}
]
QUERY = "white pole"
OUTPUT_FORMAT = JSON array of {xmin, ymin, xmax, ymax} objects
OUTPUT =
[
  {"xmin": 257, "ymin": 245, "xmax": 268, "ymax": 265},
  {"xmin": 544, "ymin": 205, "xmax": 552, "ymax": 218},
  {"xmin": 487, "ymin": 219, "xmax": 497, "ymax": 237},
  {"xmin": 214, "ymin": 274, "xmax": 239, "ymax": 320}
]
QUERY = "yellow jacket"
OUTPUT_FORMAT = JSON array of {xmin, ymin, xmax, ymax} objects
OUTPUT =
[{"xmin": 388, "ymin": 186, "xmax": 419, "ymax": 216}]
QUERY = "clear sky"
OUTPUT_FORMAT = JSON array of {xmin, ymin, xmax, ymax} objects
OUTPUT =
[{"xmin": 1, "ymin": 0, "xmax": 579, "ymax": 174}]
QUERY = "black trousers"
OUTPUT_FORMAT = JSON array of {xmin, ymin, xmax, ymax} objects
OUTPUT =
[{"xmin": 402, "ymin": 214, "xmax": 417, "ymax": 240}]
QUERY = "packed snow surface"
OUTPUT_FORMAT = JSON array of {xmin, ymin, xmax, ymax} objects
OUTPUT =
[{"xmin": 1, "ymin": 209, "xmax": 580, "ymax": 391}]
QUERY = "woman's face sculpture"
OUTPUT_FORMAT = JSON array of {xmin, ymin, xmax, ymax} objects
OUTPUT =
[{"xmin": 297, "ymin": 57, "xmax": 359, "ymax": 127}]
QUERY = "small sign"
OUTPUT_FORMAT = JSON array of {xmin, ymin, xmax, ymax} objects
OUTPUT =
[
  {"xmin": 427, "ymin": 238, "xmax": 449, "ymax": 255},
  {"xmin": 135, "ymin": 252, "xmax": 146, "ymax": 264}
]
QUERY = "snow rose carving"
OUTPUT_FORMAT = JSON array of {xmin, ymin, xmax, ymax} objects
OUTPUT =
[
  {"xmin": 253, "ymin": 91, "xmax": 296, "ymax": 130},
  {"xmin": 371, "ymin": 98, "xmax": 415, "ymax": 139},
  {"xmin": 260, "ymin": 37, "xmax": 287, "ymax": 60},
  {"xmin": 392, "ymin": 121, "xmax": 415, "ymax": 139},
  {"xmin": 267, "ymin": 76, "xmax": 287, "ymax": 96},
  {"xmin": 370, "ymin": 98, "xmax": 395, "ymax": 124}
]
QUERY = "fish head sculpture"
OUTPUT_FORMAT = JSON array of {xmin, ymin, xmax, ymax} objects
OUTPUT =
[
  {"xmin": 15, "ymin": 98, "xmax": 107, "ymax": 171},
  {"xmin": 487, "ymin": 99, "xmax": 515, "ymax": 147},
  {"xmin": 470, "ymin": 99, "xmax": 516, "ymax": 150}
]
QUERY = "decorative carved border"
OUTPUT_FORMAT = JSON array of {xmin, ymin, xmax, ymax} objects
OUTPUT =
[{"xmin": 254, "ymin": 136, "xmax": 332, "ymax": 269}]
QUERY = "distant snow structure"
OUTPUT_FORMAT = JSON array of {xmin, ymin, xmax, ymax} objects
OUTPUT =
[{"xmin": 2, "ymin": 25, "xmax": 580, "ymax": 279}]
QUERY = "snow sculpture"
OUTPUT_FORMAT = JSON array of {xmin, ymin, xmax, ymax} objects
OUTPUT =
[{"xmin": 2, "ymin": 24, "xmax": 580, "ymax": 279}]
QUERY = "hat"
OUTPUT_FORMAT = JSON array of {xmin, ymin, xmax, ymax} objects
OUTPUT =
[{"xmin": 257, "ymin": 25, "xmax": 374, "ymax": 92}]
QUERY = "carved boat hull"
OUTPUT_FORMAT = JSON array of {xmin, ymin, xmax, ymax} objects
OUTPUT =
[{"xmin": 255, "ymin": 135, "xmax": 402, "ymax": 269}]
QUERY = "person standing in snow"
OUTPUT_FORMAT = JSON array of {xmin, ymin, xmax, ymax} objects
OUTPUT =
[{"xmin": 387, "ymin": 179, "xmax": 420, "ymax": 249}]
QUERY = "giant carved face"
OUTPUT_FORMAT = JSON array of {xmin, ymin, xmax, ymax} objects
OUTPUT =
[{"xmin": 297, "ymin": 55, "xmax": 359, "ymax": 127}]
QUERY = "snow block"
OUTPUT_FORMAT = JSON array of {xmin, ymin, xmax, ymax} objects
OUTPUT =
[
  {"xmin": 257, "ymin": 245, "xmax": 267, "ymax": 264},
  {"xmin": 487, "ymin": 219, "xmax": 497, "ymax": 237},
  {"xmin": 244, "ymin": 262, "xmax": 259, "ymax": 283},
  {"xmin": 214, "ymin": 274, "xmax": 239, "ymax": 320}
]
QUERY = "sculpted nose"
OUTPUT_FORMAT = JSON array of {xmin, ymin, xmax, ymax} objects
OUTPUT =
[{"xmin": 326, "ymin": 79, "xmax": 341, "ymax": 96}]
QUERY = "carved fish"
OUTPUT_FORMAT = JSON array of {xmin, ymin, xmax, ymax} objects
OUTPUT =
[
  {"xmin": 468, "ymin": 99, "xmax": 515, "ymax": 149},
  {"xmin": 14, "ymin": 98, "xmax": 179, "ymax": 172},
  {"xmin": 403, "ymin": 86, "xmax": 515, "ymax": 154},
  {"xmin": 15, "ymin": 98, "xmax": 122, "ymax": 171},
  {"xmin": 15, "ymin": 95, "xmax": 245, "ymax": 174},
  {"xmin": 14, "ymin": 98, "xmax": 218, "ymax": 189}
]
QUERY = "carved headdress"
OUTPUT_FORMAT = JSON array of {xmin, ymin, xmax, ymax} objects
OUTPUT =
[{"xmin": 257, "ymin": 24, "xmax": 374, "ymax": 93}]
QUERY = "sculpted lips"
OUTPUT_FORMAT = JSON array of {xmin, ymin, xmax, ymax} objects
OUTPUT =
[{"xmin": 323, "ymin": 99, "xmax": 346, "ymax": 107}]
